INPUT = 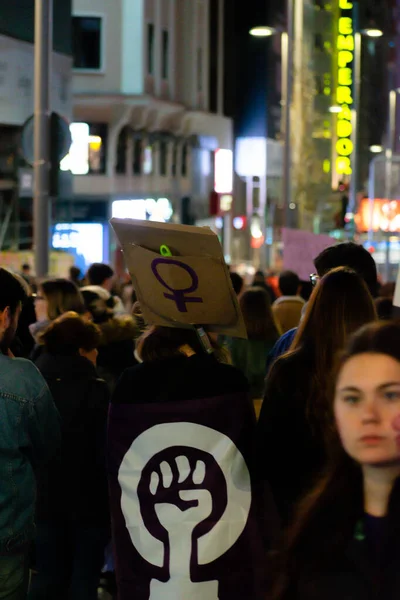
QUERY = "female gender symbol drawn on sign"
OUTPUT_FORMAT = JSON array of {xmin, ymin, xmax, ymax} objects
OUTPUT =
[{"xmin": 151, "ymin": 258, "xmax": 203, "ymax": 313}]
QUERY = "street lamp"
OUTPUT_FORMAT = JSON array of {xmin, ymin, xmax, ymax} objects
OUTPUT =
[
  {"xmin": 370, "ymin": 145, "xmax": 384, "ymax": 154},
  {"xmin": 362, "ymin": 28, "xmax": 384, "ymax": 38},
  {"xmin": 249, "ymin": 26, "xmax": 276, "ymax": 37},
  {"xmin": 383, "ymin": 89, "xmax": 398, "ymax": 280},
  {"xmin": 347, "ymin": 28, "xmax": 383, "ymax": 225},
  {"xmin": 249, "ymin": 1, "xmax": 294, "ymax": 234}
]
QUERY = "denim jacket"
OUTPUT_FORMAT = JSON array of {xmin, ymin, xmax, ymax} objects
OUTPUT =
[{"xmin": 0, "ymin": 353, "xmax": 60, "ymax": 554}]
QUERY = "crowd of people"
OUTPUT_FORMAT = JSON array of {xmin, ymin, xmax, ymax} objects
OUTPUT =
[{"xmin": 0, "ymin": 242, "xmax": 400, "ymax": 600}]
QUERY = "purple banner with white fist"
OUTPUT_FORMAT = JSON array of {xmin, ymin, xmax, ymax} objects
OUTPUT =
[{"xmin": 107, "ymin": 392, "xmax": 269, "ymax": 600}]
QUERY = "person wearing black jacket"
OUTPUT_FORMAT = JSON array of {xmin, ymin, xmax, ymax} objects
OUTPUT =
[
  {"xmin": 29, "ymin": 312, "xmax": 110, "ymax": 600},
  {"xmin": 109, "ymin": 325, "xmax": 279, "ymax": 600},
  {"xmin": 257, "ymin": 268, "xmax": 377, "ymax": 526},
  {"xmin": 270, "ymin": 321, "xmax": 400, "ymax": 600}
]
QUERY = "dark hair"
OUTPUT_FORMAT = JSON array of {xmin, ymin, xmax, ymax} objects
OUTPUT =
[
  {"xmin": 137, "ymin": 325, "xmax": 230, "ymax": 364},
  {"xmin": 0, "ymin": 268, "xmax": 28, "ymax": 314},
  {"xmin": 375, "ymin": 297, "xmax": 393, "ymax": 321},
  {"xmin": 22, "ymin": 264, "xmax": 30, "ymax": 272},
  {"xmin": 69, "ymin": 266, "xmax": 81, "ymax": 280},
  {"xmin": 38, "ymin": 312, "xmax": 102, "ymax": 355},
  {"xmin": 279, "ymin": 271, "xmax": 300, "ymax": 296},
  {"xmin": 41, "ymin": 279, "xmax": 86, "ymax": 321},
  {"xmin": 81, "ymin": 289, "xmax": 115, "ymax": 324},
  {"xmin": 239, "ymin": 287, "xmax": 281, "ymax": 341},
  {"xmin": 314, "ymin": 242, "xmax": 378, "ymax": 297},
  {"xmin": 230, "ymin": 272, "xmax": 244, "ymax": 296},
  {"xmin": 87, "ymin": 263, "xmax": 114, "ymax": 286},
  {"xmin": 289, "ymin": 267, "xmax": 377, "ymax": 426},
  {"xmin": 271, "ymin": 321, "xmax": 400, "ymax": 599}
]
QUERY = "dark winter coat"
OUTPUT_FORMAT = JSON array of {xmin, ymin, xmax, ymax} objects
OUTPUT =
[
  {"xmin": 96, "ymin": 316, "xmax": 139, "ymax": 392},
  {"xmin": 280, "ymin": 479, "xmax": 400, "ymax": 600},
  {"xmin": 34, "ymin": 352, "xmax": 110, "ymax": 525},
  {"xmin": 256, "ymin": 351, "xmax": 327, "ymax": 525},
  {"xmin": 109, "ymin": 353, "xmax": 280, "ymax": 600}
]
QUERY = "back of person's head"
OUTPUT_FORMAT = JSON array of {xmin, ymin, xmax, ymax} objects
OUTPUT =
[
  {"xmin": 137, "ymin": 325, "xmax": 230, "ymax": 364},
  {"xmin": 240, "ymin": 287, "xmax": 281, "ymax": 341},
  {"xmin": 314, "ymin": 242, "xmax": 378, "ymax": 297},
  {"xmin": 294, "ymin": 267, "xmax": 376, "ymax": 358},
  {"xmin": 87, "ymin": 263, "xmax": 114, "ymax": 286},
  {"xmin": 69, "ymin": 266, "xmax": 81, "ymax": 281},
  {"xmin": 289, "ymin": 268, "xmax": 377, "ymax": 426},
  {"xmin": 253, "ymin": 271, "xmax": 264, "ymax": 282},
  {"xmin": 81, "ymin": 289, "xmax": 114, "ymax": 324},
  {"xmin": 230, "ymin": 272, "xmax": 244, "ymax": 296},
  {"xmin": 38, "ymin": 312, "xmax": 101, "ymax": 355},
  {"xmin": 0, "ymin": 268, "xmax": 28, "ymax": 315},
  {"xmin": 41, "ymin": 278, "xmax": 86, "ymax": 321},
  {"xmin": 21, "ymin": 264, "xmax": 30, "ymax": 273},
  {"xmin": 279, "ymin": 271, "xmax": 300, "ymax": 296}
]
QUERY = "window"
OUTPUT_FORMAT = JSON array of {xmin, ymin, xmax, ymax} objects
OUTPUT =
[
  {"xmin": 88, "ymin": 123, "xmax": 108, "ymax": 174},
  {"xmin": 73, "ymin": 16, "xmax": 102, "ymax": 70},
  {"xmin": 116, "ymin": 127, "xmax": 129, "ymax": 174},
  {"xmin": 133, "ymin": 138, "xmax": 142, "ymax": 175},
  {"xmin": 159, "ymin": 141, "xmax": 168, "ymax": 176},
  {"xmin": 172, "ymin": 143, "xmax": 178, "ymax": 176},
  {"xmin": 314, "ymin": 33, "xmax": 324, "ymax": 51},
  {"xmin": 148, "ymin": 24, "xmax": 155, "ymax": 75},
  {"xmin": 182, "ymin": 144, "xmax": 188, "ymax": 177},
  {"xmin": 59, "ymin": 122, "xmax": 108, "ymax": 175},
  {"xmin": 162, "ymin": 30, "xmax": 169, "ymax": 79},
  {"xmin": 197, "ymin": 48, "xmax": 203, "ymax": 92}
]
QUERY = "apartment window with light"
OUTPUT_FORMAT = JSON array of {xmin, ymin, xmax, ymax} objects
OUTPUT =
[
  {"xmin": 148, "ymin": 24, "xmax": 155, "ymax": 75},
  {"xmin": 162, "ymin": 30, "xmax": 169, "ymax": 79},
  {"xmin": 73, "ymin": 16, "xmax": 103, "ymax": 70}
]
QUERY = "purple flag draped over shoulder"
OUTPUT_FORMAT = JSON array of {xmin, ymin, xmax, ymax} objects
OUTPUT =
[{"xmin": 107, "ymin": 392, "xmax": 268, "ymax": 600}]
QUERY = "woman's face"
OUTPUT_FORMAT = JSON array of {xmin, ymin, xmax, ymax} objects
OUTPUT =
[
  {"xmin": 34, "ymin": 289, "xmax": 49, "ymax": 322},
  {"xmin": 334, "ymin": 353, "xmax": 400, "ymax": 467}
]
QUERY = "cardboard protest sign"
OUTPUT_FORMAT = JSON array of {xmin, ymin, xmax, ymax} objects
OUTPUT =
[
  {"xmin": 282, "ymin": 228, "xmax": 335, "ymax": 280},
  {"xmin": 108, "ymin": 392, "xmax": 268, "ymax": 600},
  {"xmin": 111, "ymin": 218, "xmax": 247, "ymax": 338}
]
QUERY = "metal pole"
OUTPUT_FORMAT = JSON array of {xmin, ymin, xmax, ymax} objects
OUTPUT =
[
  {"xmin": 282, "ymin": 0, "xmax": 293, "ymax": 228},
  {"xmin": 217, "ymin": 0, "xmax": 224, "ymax": 116},
  {"xmin": 34, "ymin": 0, "xmax": 52, "ymax": 277},
  {"xmin": 348, "ymin": 32, "xmax": 361, "ymax": 221},
  {"xmin": 384, "ymin": 90, "xmax": 397, "ymax": 282}
]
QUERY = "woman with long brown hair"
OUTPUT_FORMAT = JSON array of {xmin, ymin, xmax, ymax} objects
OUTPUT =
[
  {"xmin": 256, "ymin": 267, "xmax": 377, "ymax": 525},
  {"xmin": 270, "ymin": 321, "xmax": 400, "ymax": 600},
  {"xmin": 227, "ymin": 287, "xmax": 281, "ymax": 399}
]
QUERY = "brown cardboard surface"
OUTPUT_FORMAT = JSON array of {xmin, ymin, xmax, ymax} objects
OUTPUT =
[{"xmin": 111, "ymin": 218, "xmax": 247, "ymax": 338}]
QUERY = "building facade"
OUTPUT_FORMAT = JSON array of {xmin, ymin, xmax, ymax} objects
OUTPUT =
[
  {"xmin": 0, "ymin": 0, "xmax": 73, "ymax": 250},
  {"xmin": 68, "ymin": 0, "xmax": 232, "ymax": 266}
]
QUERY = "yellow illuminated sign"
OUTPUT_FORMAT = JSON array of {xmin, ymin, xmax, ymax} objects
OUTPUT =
[{"xmin": 336, "ymin": 0, "xmax": 354, "ymax": 176}]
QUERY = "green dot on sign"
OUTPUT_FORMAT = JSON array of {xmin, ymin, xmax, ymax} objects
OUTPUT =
[{"xmin": 160, "ymin": 245, "xmax": 172, "ymax": 257}]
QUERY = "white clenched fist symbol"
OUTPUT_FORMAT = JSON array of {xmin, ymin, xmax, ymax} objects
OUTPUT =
[{"xmin": 150, "ymin": 456, "xmax": 212, "ymax": 577}]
